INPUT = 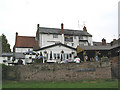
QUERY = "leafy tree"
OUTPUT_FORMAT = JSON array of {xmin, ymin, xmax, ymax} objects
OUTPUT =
[{"xmin": 1, "ymin": 34, "xmax": 11, "ymax": 53}]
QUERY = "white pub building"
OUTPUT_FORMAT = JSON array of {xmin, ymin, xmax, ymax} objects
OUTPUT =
[{"xmin": 14, "ymin": 23, "xmax": 93, "ymax": 63}]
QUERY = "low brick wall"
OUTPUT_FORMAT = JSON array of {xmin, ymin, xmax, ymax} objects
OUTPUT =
[
  {"xmin": 2, "ymin": 62, "xmax": 112, "ymax": 81},
  {"xmin": 111, "ymin": 62, "xmax": 119, "ymax": 79}
]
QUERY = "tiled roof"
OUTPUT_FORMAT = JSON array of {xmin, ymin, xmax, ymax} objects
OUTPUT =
[
  {"xmin": 15, "ymin": 36, "xmax": 39, "ymax": 49},
  {"xmin": 93, "ymin": 42, "xmax": 110, "ymax": 46},
  {"xmin": 79, "ymin": 44, "xmax": 120, "ymax": 51},
  {"xmin": 79, "ymin": 46, "xmax": 111, "ymax": 50},
  {"xmin": 38, "ymin": 27, "xmax": 92, "ymax": 37},
  {"xmin": 110, "ymin": 38, "xmax": 120, "ymax": 46}
]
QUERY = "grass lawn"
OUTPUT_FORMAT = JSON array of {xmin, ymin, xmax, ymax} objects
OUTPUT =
[{"xmin": 2, "ymin": 79, "xmax": 118, "ymax": 88}]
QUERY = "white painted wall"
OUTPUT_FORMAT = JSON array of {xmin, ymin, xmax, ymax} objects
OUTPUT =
[
  {"xmin": 37, "ymin": 45, "xmax": 76, "ymax": 61},
  {"xmin": 39, "ymin": 34, "xmax": 62, "ymax": 48},
  {"xmin": 88, "ymin": 37, "xmax": 93, "ymax": 46},
  {"xmin": 39, "ymin": 33, "xmax": 93, "ymax": 48},
  {"xmin": 15, "ymin": 48, "xmax": 33, "ymax": 53}
]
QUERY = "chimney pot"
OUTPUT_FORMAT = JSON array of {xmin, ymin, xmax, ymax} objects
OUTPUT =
[
  {"xmin": 37, "ymin": 24, "xmax": 39, "ymax": 30},
  {"xmin": 102, "ymin": 38, "xmax": 106, "ymax": 46},
  {"xmin": 15, "ymin": 32, "xmax": 18, "ymax": 46},
  {"xmin": 113, "ymin": 39, "xmax": 116, "ymax": 41},
  {"xmin": 16, "ymin": 32, "xmax": 18, "ymax": 37},
  {"xmin": 83, "ymin": 26, "xmax": 87, "ymax": 31}
]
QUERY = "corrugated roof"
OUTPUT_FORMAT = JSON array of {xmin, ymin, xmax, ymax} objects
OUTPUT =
[{"xmin": 38, "ymin": 27, "xmax": 92, "ymax": 37}]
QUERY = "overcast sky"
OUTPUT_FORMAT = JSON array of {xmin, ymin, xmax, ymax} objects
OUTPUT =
[{"xmin": 0, "ymin": 0, "xmax": 119, "ymax": 50}]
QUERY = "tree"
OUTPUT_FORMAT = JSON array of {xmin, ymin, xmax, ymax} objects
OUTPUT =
[{"xmin": 1, "ymin": 34, "xmax": 11, "ymax": 53}]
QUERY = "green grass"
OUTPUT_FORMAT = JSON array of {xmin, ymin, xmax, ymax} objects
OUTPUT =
[{"xmin": 2, "ymin": 79, "xmax": 118, "ymax": 88}]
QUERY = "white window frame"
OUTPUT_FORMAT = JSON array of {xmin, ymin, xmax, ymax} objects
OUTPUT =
[{"xmin": 53, "ymin": 34, "xmax": 58, "ymax": 38}]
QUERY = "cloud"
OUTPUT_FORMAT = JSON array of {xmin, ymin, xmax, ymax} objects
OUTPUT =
[{"xmin": 0, "ymin": 0, "xmax": 119, "ymax": 50}]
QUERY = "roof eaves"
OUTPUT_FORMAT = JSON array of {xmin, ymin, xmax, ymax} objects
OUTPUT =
[{"xmin": 34, "ymin": 43, "xmax": 76, "ymax": 51}]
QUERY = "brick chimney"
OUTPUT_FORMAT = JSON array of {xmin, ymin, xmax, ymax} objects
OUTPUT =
[
  {"xmin": 16, "ymin": 32, "xmax": 18, "ymax": 37},
  {"xmin": 61, "ymin": 23, "xmax": 64, "ymax": 44},
  {"xmin": 15, "ymin": 32, "xmax": 18, "ymax": 46},
  {"xmin": 61, "ymin": 23, "xmax": 64, "ymax": 34},
  {"xmin": 83, "ymin": 26, "xmax": 87, "ymax": 31},
  {"xmin": 113, "ymin": 39, "xmax": 116, "ymax": 42},
  {"xmin": 102, "ymin": 38, "xmax": 106, "ymax": 46}
]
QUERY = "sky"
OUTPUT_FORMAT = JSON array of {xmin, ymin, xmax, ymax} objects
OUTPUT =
[{"xmin": 0, "ymin": 0, "xmax": 119, "ymax": 51}]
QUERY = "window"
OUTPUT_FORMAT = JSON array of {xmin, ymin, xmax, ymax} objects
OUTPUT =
[
  {"xmin": 53, "ymin": 34, "xmax": 58, "ymax": 38},
  {"xmin": 54, "ymin": 53, "xmax": 56, "ymax": 59},
  {"xmin": 46, "ymin": 53, "xmax": 48, "ymax": 59},
  {"xmin": 62, "ymin": 54, "xmax": 65, "ymax": 59},
  {"xmin": 67, "ymin": 54, "xmax": 69, "ymax": 59},
  {"xmin": 69, "ymin": 54, "xmax": 72, "ymax": 59},
  {"xmin": 8, "ymin": 57, "xmax": 11, "ymax": 60},
  {"xmin": 57, "ymin": 54, "xmax": 60, "ymax": 59},
  {"xmin": 64, "ymin": 35, "xmax": 73, "ymax": 42},
  {"xmin": 79, "ymin": 44, "xmax": 84, "ymax": 46},
  {"xmin": 79, "ymin": 36, "xmax": 83, "ymax": 40},
  {"xmin": 28, "ymin": 49, "xmax": 30, "ymax": 51},
  {"xmin": 72, "ymin": 43, "xmax": 74, "ymax": 46},
  {"xmin": 65, "ymin": 42, "xmax": 67, "ymax": 45},
  {"xmin": 64, "ymin": 54, "xmax": 66, "ymax": 59},
  {"xmin": 74, "ymin": 36, "xmax": 76, "ymax": 39}
]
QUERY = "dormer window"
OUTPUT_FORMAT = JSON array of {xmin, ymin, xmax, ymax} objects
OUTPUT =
[{"xmin": 53, "ymin": 34, "xmax": 58, "ymax": 38}]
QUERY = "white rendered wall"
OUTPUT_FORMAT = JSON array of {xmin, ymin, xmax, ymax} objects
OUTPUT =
[
  {"xmin": 15, "ymin": 48, "xmax": 33, "ymax": 53},
  {"xmin": 39, "ymin": 33, "xmax": 93, "ymax": 48},
  {"xmin": 64, "ymin": 36, "xmax": 92, "ymax": 47},
  {"xmin": 39, "ymin": 34, "xmax": 62, "ymax": 48},
  {"xmin": 88, "ymin": 37, "xmax": 93, "ymax": 46},
  {"xmin": 37, "ymin": 45, "xmax": 76, "ymax": 60}
]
